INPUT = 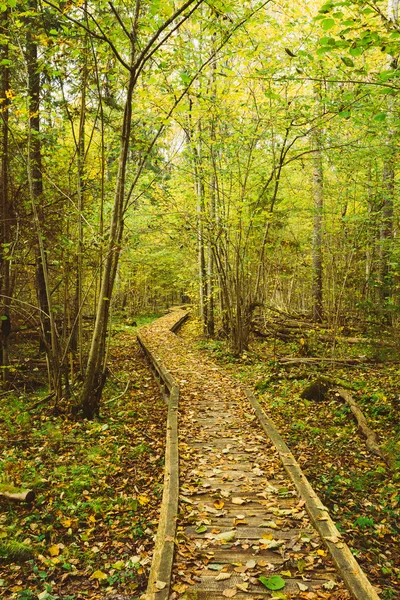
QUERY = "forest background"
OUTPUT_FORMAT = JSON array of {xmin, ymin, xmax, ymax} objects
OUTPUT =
[{"xmin": 1, "ymin": 0, "xmax": 400, "ymax": 413}]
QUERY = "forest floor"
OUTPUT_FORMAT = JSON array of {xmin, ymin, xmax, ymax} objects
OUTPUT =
[
  {"xmin": 2, "ymin": 312, "xmax": 399, "ymax": 600},
  {"xmin": 0, "ymin": 316, "xmax": 166, "ymax": 600},
  {"xmin": 179, "ymin": 318, "xmax": 400, "ymax": 600}
]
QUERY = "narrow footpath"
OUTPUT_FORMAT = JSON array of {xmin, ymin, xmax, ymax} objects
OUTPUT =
[{"xmin": 139, "ymin": 310, "xmax": 379, "ymax": 600}]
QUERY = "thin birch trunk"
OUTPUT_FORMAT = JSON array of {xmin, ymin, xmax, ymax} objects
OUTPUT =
[
  {"xmin": 311, "ymin": 128, "xmax": 324, "ymax": 322},
  {"xmin": 311, "ymin": 82, "xmax": 324, "ymax": 323},
  {"xmin": 0, "ymin": 8, "xmax": 10, "ymax": 380}
]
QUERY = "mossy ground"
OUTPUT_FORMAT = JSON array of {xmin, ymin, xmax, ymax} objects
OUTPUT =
[{"xmin": 0, "ymin": 316, "xmax": 166, "ymax": 599}]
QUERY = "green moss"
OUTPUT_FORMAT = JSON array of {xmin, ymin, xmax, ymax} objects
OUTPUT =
[{"xmin": 0, "ymin": 540, "xmax": 34, "ymax": 562}]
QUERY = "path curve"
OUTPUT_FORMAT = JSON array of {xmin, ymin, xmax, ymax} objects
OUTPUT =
[{"xmin": 140, "ymin": 309, "xmax": 380, "ymax": 600}]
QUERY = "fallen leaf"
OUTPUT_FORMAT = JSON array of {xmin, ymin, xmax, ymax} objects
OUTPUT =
[
  {"xmin": 173, "ymin": 583, "xmax": 188, "ymax": 593},
  {"xmin": 260, "ymin": 520, "xmax": 278, "ymax": 529},
  {"xmin": 215, "ymin": 530, "xmax": 236, "ymax": 542},
  {"xmin": 297, "ymin": 582, "xmax": 308, "ymax": 591},
  {"xmin": 156, "ymin": 581, "xmax": 167, "ymax": 590},
  {"xmin": 246, "ymin": 559, "xmax": 256, "ymax": 569},
  {"xmin": 223, "ymin": 588, "xmax": 237, "ymax": 597},
  {"xmin": 61, "ymin": 518, "xmax": 71, "ymax": 528},
  {"xmin": 236, "ymin": 582, "xmax": 249, "ymax": 592},
  {"xmin": 90, "ymin": 570, "xmax": 108, "ymax": 580},
  {"xmin": 138, "ymin": 495, "xmax": 150, "ymax": 505},
  {"xmin": 208, "ymin": 564, "xmax": 224, "ymax": 571},
  {"xmin": 215, "ymin": 572, "xmax": 232, "ymax": 581},
  {"xmin": 48, "ymin": 545, "xmax": 60, "ymax": 557},
  {"xmin": 260, "ymin": 539, "xmax": 285, "ymax": 550},
  {"xmin": 259, "ymin": 575, "xmax": 286, "ymax": 590},
  {"xmin": 232, "ymin": 497, "xmax": 246, "ymax": 505},
  {"xmin": 323, "ymin": 580, "xmax": 337, "ymax": 590},
  {"xmin": 195, "ymin": 525, "xmax": 208, "ymax": 533}
]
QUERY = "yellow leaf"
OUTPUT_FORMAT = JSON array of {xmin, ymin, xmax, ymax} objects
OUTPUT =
[
  {"xmin": 90, "ymin": 570, "xmax": 108, "ymax": 580},
  {"xmin": 280, "ymin": 570, "xmax": 291, "ymax": 577},
  {"xmin": 172, "ymin": 583, "xmax": 188, "ymax": 594},
  {"xmin": 88, "ymin": 515, "xmax": 96, "ymax": 523},
  {"xmin": 48, "ymin": 544, "xmax": 60, "ymax": 556},
  {"xmin": 317, "ymin": 549, "xmax": 326, "ymax": 556},
  {"xmin": 138, "ymin": 495, "xmax": 150, "ymax": 506},
  {"xmin": 61, "ymin": 518, "xmax": 71, "ymax": 528},
  {"xmin": 214, "ymin": 499, "xmax": 224, "ymax": 509}
]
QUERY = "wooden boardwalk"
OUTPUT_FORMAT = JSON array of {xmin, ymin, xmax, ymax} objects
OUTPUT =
[{"xmin": 139, "ymin": 310, "xmax": 380, "ymax": 600}]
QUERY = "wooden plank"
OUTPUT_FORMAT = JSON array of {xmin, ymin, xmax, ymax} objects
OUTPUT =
[{"xmin": 185, "ymin": 526, "xmax": 315, "ymax": 539}]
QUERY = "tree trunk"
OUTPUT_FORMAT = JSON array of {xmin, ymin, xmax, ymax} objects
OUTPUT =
[
  {"xmin": 311, "ymin": 124, "xmax": 324, "ymax": 323},
  {"xmin": 26, "ymin": 3, "xmax": 51, "ymax": 352},
  {"xmin": 378, "ymin": 132, "xmax": 395, "ymax": 313},
  {"xmin": 71, "ymin": 21, "xmax": 88, "ymax": 373},
  {"xmin": 26, "ymin": 0, "xmax": 62, "ymax": 402},
  {"xmin": 0, "ymin": 9, "xmax": 10, "ymax": 380},
  {"xmin": 206, "ymin": 50, "xmax": 217, "ymax": 338},
  {"xmin": 79, "ymin": 73, "xmax": 135, "ymax": 419}
]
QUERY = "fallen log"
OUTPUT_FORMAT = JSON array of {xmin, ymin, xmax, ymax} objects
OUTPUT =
[
  {"xmin": 278, "ymin": 357, "xmax": 367, "ymax": 366},
  {"xmin": 0, "ymin": 489, "xmax": 35, "ymax": 503},
  {"xmin": 334, "ymin": 387, "xmax": 394, "ymax": 470}
]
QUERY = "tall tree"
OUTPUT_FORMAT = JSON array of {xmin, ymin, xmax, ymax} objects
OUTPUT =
[{"xmin": 0, "ymin": 7, "xmax": 10, "ymax": 379}]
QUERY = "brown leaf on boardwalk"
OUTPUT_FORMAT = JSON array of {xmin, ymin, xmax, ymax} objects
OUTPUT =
[{"xmin": 223, "ymin": 588, "xmax": 237, "ymax": 597}]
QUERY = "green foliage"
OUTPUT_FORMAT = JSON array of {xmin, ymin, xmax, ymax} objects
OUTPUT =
[
  {"xmin": 259, "ymin": 575, "xmax": 286, "ymax": 590},
  {"xmin": 0, "ymin": 541, "xmax": 34, "ymax": 562}
]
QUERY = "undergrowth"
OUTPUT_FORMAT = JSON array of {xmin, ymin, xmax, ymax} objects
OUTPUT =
[{"xmin": 0, "ymin": 317, "xmax": 166, "ymax": 599}]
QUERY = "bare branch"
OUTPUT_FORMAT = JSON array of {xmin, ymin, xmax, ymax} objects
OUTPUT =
[{"xmin": 108, "ymin": 2, "xmax": 132, "ymax": 41}]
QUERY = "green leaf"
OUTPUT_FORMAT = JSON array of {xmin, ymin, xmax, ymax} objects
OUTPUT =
[
  {"xmin": 322, "ymin": 18, "xmax": 335, "ymax": 30},
  {"xmin": 215, "ymin": 530, "xmax": 236, "ymax": 542},
  {"xmin": 259, "ymin": 575, "xmax": 286, "ymax": 591},
  {"xmin": 7, "ymin": 0, "xmax": 16, "ymax": 7},
  {"xmin": 195, "ymin": 525, "xmax": 207, "ymax": 533},
  {"xmin": 374, "ymin": 112, "xmax": 387, "ymax": 122},
  {"xmin": 208, "ymin": 564, "xmax": 224, "ymax": 571},
  {"xmin": 341, "ymin": 56, "xmax": 354, "ymax": 67},
  {"xmin": 349, "ymin": 46, "xmax": 363, "ymax": 57},
  {"xmin": 319, "ymin": 1, "xmax": 333, "ymax": 13}
]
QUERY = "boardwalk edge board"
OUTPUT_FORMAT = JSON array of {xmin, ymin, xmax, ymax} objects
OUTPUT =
[
  {"xmin": 137, "ymin": 331, "xmax": 180, "ymax": 600},
  {"xmin": 243, "ymin": 385, "xmax": 381, "ymax": 600}
]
